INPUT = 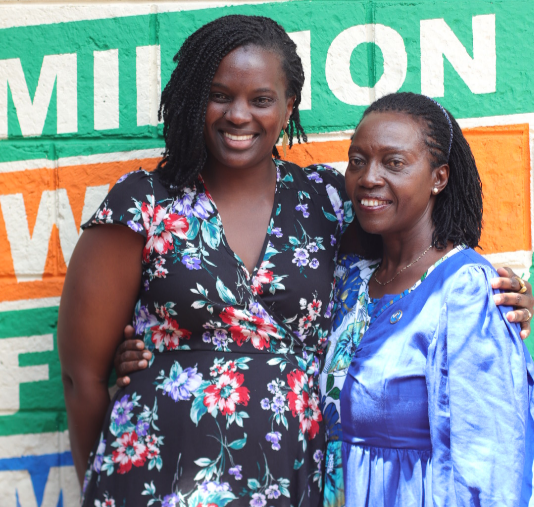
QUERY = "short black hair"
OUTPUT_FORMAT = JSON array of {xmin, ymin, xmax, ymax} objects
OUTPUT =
[
  {"xmin": 359, "ymin": 92, "xmax": 483, "ymax": 250},
  {"xmin": 156, "ymin": 14, "xmax": 307, "ymax": 190}
]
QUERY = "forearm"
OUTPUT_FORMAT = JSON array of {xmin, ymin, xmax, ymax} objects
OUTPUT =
[{"xmin": 63, "ymin": 375, "xmax": 110, "ymax": 485}]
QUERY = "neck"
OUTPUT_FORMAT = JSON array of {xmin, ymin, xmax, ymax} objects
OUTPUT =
[
  {"xmin": 202, "ymin": 154, "xmax": 276, "ymax": 196},
  {"xmin": 379, "ymin": 222, "xmax": 434, "ymax": 272}
]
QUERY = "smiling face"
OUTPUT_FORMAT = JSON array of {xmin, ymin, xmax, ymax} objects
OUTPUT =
[
  {"xmin": 345, "ymin": 111, "xmax": 449, "ymax": 240},
  {"xmin": 203, "ymin": 45, "xmax": 295, "ymax": 172}
]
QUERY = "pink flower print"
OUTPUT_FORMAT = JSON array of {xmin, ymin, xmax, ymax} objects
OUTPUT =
[
  {"xmin": 111, "ymin": 431, "xmax": 148, "ymax": 474},
  {"xmin": 203, "ymin": 371, "xmax": 250, "ymax": 416}
]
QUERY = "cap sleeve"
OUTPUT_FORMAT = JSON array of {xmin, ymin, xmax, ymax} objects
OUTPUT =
[
  {"xmin": 426, "ymin": 264, "xmax": 533, "ymax": 504},
  {"xmin": 81, "ymin": 169, "xmax": 156, "ymax": 238}
]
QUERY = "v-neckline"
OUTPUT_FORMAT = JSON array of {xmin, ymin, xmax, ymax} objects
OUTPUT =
[{"xmin": 199, "ymin": 163, "xmax": 282, "ymax": 280}]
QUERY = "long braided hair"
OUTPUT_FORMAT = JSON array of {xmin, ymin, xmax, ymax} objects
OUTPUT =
[
  {"xmin": 156, "ymin": 15, "xmax": 307, "ymax": 190},
  {"xmin": 359, "ymin": 92, "xmax": 483, "ymax": 250}
]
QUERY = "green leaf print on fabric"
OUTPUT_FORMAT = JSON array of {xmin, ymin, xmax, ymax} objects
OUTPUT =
[
  {"xmin": 201, "ymin": 216, "xmax": 221, "ymax": 249},
  {"xmin": 216, "ymin": 278, "xmax": 238, "ymax": 305}
]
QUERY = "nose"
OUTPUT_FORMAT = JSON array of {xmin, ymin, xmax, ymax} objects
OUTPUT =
[
  {"xmin": 359, "ymin": 161, "xmax": 384, "ymax": 189},
  {"xmin": 224, "ymin": 97, "xmax": 252, "ymax": 125}
]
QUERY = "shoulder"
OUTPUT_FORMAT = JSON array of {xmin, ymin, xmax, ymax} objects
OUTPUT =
[{"xmin": 276, "ymin": 160, "xmax": 346, "ymax": 194}]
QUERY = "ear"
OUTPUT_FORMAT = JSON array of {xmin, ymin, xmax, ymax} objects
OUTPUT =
[
  {"xmin": 285, "ymin": 95, "xmax": 296, "ymax": 125},
  {"xmin": 431, "ymin": 164, "xmax": 449, "ymax": 196}
]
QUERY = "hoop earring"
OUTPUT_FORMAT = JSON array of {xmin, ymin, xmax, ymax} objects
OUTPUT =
[{"xmin": 282, "ymin": 121, "xmax": 289, "ymax": 157}]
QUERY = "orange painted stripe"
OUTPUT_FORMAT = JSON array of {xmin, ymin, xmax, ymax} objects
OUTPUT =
[{"xmin": 0, "ymin": 126, "xmax": 530, "ymax": 303}]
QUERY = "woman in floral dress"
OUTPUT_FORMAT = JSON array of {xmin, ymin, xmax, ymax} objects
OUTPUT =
[
  {"xmin": 59, "ymin": 14, "xmax": 533, "ymax": 507},
  {"xmin": 58, "ymin": 15, "xmax": 355, "ymax": 507}
]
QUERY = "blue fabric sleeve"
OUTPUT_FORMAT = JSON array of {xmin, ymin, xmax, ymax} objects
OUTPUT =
[{"xmin": 426, "ymin": 264, "xmax": 533, "ymax": 506}]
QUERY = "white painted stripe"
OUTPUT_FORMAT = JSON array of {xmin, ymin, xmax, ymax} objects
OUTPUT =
[
  {"xmin": 94, "ymin": 49, "xmax": 120, "ymax": 131},
  {"xmin": 0, "ymin": 297, "xmax": 60, "ymax": 312},
  {"xmin": 136, "ymin": 45, "xmax": 162, "ymax": 127},
  {"xmin": 0, "ymin": 1, "xmax": 285, "ymax": 30},
  {"xmin": 0, "ymin": 431, "xmax": 70, "ymax": 458},
  {"xmin": 482, "ymin": 250, "xmax": 533, "ymax": 278},
  {"xmin": 0, "ymin": 148, "xmax": 164, "ymax": 174}
]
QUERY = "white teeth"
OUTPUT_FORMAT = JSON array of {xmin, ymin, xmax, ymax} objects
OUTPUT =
[
  {"xmin": 361, "ymin": 199, "xmax": 388, "ymax": 207},
  {"xmin": 224, "ymin": 132, "xmax": 254, "ymax": 141}
]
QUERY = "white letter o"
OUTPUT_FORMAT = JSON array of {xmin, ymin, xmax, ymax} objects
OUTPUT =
[{"xmin": 325, "ymin": 24, "xmax": 407, "ymax": 106}]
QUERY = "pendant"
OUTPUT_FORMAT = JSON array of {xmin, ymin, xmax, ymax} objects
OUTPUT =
[{"xmin": 390, "ymin": 310, "xmax": 403, "ymax": 324}]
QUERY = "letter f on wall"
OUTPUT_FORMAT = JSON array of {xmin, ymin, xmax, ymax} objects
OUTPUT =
[{"xmin": 421, "ymin": 14, "xmax": 496, "ymax": 97}]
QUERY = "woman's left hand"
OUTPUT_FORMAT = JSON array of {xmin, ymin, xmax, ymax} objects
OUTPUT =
[{"xmin": 491, "ymin": 267, "xmax": 534, "ymax": 339}]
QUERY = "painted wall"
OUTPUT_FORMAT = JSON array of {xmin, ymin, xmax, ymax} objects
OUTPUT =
[{"xmin": 0, "ymin": 0, "xmax": 533, "ymax": 504}]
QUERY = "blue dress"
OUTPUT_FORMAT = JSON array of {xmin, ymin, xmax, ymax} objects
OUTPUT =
[{"xmin": 340, "ymin": 247, "xmax": 534, "ymax": 506}]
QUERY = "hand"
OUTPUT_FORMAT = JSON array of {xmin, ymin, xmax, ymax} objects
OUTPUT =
[
  {"xmin": 491, "ymin": 267, "xmax": 534, "ymax": 340},
  {"xmin": 114, "ymin": 325, "xmax": 152, "ymax": 387}
]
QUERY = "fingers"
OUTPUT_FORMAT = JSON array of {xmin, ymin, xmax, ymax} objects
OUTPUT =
[
  {"xmin": 116, "ymin": 375, "xmax": 131, "ymax": 388},
  {"xmin": 123, "ymin": 324, "xmax": 136, "ymax": 340},
  {"xmin": 116, "ymin": 338, "xmax": 146, "ymax": 356},
  {"xmin": 493, "ymin": 292, "xmax": 530, "ymax": 308},
  {"xmin": 506, "ymin": 308, "xmax": 532, "ymax": 340},
  {"xmin": 491, "ymin": 275, "xmax": 522, "ymax": 292}
]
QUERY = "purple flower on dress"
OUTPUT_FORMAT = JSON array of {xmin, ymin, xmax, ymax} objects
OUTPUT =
[
  {"xmin": 135, "ymin": 420, "xmax": 149, "ymax": 437},
  {"xmin": 229, "ymin": 465, "xmax": 243, "ymax": 480},
  {"xmin": 111, "ymin": 395, "xmax": 133, "ymax": 426},
  {"xmin": 117, "ymin": 170, "xmax": 140, "ymax": 184},
  {"xmin": 144, "ymin": 279, "xmax": 150, "ymax": 291},
  {"xmin": 250, "ymin": 492, "xmax": 267, "ymax": 507},
  {"xmin": 267, "ymin": 381, "xmax": 277, "ymax": 394},
  {"xmin": 212, "ymin": 330, "xmax": 229, "ymax": 348},
  {"xmin": 295, "ymin": 203, "xmax": 310, "ymax": 218},
  {"xmin": 173, "ymin": 189, "xmax": 213, "ymax": 220},
  {"xmin": 266, "ymin": 485, "xmax": 281, "ymax": 499},
  {"xmin": 330, "ymin": 235, "xmax": 337, "ymax": 246},
  {"xmin": 307, "ymin": 242, "xmax": 319, "ymax": 252},
  {"xmin": 199, "ymin": 481, "xmax": 231, "ymax": 493},
  {"xmin": 324, "ymin": 300, "xmax": 334, "ymax": 319},
  {"xmin": 292, "ymin": 248, "xmax": 309, "ymax": 267},
  {"xmin": 307, "ymin": 172, "xmax": 323, "ymax": 183},
  {"xmin": 127, "ymin": 220, "xmax": 144, "ymax": 233},
  {"xmin": 326, "ymin": 184, "xmax": 344, "ymax": 225},
  {"xmin": 270, "ymin": 227, "xmax": 283, "ymax": 238},
  {"xmin": 261, "ymin": 398, "xmax": 271, "ymax": 410},
  {"xmin": 134, "ymin": 304, "xmax": 158, "ymax": 335},
  {"xmin": 202, "ymin": 332, "xmax": 211, "ymax": 343},
  {"xmin": 309, "ymin": 259, "xmax": 320, "ymax": 269},
  {"xmin": 313, "ymin": 450, "xmax": 324, "ymax": 463},
  {"xmin": 273, "ymin": 393, "xmax": 285, "ymax": 408},
  {"xmin": 92, "ymin": 436, "xmax": 106, "ymax": 473},
  {"xmin": 162, "ymin": 493, "xmax": 180, "ymax": 507},
  {"xmin": 182, "ymin": 255, "xmax": 201, "ymax": 270},
  {"xmin": 266, "ymin": 431, "xmax": 282, "ymax": 450},
  {"xmin": 160, "ymin": 363, "xmax": 203, "ymax": 402}
]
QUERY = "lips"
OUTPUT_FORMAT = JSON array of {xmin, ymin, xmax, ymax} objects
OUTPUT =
[
  {"xmin": 223, "ymin": 132, "xmax": 254, "ymax": 141},
  {"xmin": 360, "ymin": 198, "xmax": 390, "ymax": 208}
]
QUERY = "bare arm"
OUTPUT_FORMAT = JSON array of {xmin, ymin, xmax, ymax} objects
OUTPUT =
[{"xmin": 58, "ymin": 225, "xmax": 144, "ymax": 484}]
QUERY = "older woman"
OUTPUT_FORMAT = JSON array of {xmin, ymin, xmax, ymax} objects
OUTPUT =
[{"xmin": 331, "ymin": 92, "xmax": 534, "ymax": 506}]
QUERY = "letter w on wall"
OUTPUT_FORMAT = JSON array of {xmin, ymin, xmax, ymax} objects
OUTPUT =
[
  {"xmin": 0, "ymin": 54, "xmax": 77, "ymax": 138},
  {"xmin": 0, "ymin": 186, "xmax": 108, "ymax": 282}
]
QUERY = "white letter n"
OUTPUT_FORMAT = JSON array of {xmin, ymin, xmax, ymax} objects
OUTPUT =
[{"xmin": 421, "ymin": 14, "xmax": 496, "ymax": 97}]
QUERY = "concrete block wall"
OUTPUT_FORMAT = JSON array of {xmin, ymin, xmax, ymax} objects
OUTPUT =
[{"xmin": 0, "ymin": 0, "xmax": 533, "ymax": 504}]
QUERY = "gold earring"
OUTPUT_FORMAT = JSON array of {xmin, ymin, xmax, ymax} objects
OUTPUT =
[
  {"xmin": 282, "ymin": 121, "xmax": 289, "ymax": 157},
  {"xmin": 432, "ymin": 187, "xmax": 439, "ymax": 195}
]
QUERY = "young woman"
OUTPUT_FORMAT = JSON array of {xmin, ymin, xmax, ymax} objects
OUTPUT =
[
  {"xmin": 59, "ymin": 14, "xmax": 533, "ymax": 507},
  {"xmin": 332, "ymin": 92, "xmax": 534, "ymax": 506},
  {"xmin": 59, "ymin": 14, "xmax": 354, "ymax": 507}
]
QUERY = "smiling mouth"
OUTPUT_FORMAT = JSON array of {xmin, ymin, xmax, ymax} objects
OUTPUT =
[
  {"xmin": 223, "ymin": 132, "xmax": 255, "ymax": 141},
  {"xmin": 360, "ymin": 198, "xmax": 390, "ymax": 207}
]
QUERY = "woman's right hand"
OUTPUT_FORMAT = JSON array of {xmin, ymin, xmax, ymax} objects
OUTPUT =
[{"xmin": 114, "ymin": 325, "xmax": 152, "ymax": 387}]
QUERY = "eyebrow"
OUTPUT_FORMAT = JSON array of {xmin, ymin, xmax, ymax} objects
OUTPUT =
[
  {"xmin": 210, "ymin": 82, "xmax": 276, "ymax": 94},
  {"xmin": 349, "ymin": 145, "xmax": 412, "ymax": 154}
]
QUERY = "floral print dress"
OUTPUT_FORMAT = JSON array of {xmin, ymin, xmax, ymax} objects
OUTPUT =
[{"xmin": 81, "ymin": 160, "xmax": 353, "ymax": 507}]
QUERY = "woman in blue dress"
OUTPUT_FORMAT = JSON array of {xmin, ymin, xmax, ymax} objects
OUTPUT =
[{"xmin": 332, "ymin": 92, "xmax": 534, "ymax": 506}]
